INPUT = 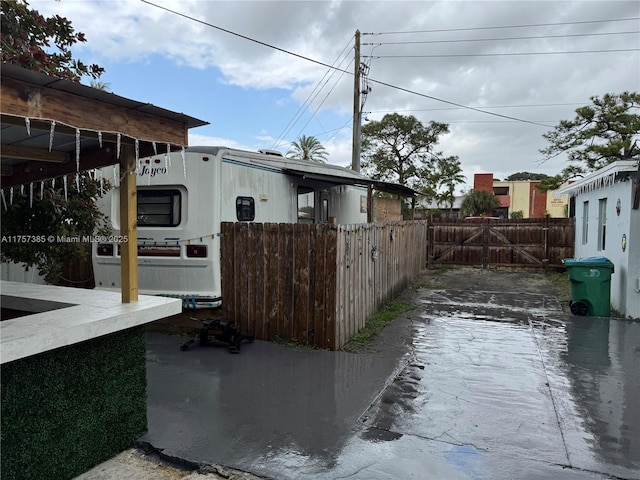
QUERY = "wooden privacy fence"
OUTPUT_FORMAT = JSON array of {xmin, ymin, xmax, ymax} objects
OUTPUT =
[
  {"xmin": 428, "ymin": 218, "xmax": 575, "ymax": 270},
  {"xmin": 221, "ymin": 221, "xmax": 429, "ymax": 350}
]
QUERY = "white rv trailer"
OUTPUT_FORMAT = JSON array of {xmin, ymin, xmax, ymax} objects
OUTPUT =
[{"xmin": 93, "ymin": 146, "xmax": 385, "ymax": 309}]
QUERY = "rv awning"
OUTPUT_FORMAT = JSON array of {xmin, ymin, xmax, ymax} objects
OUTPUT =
[{"xmin": 282, "ymin": 168, "xmax": 418, "ymax": 198}]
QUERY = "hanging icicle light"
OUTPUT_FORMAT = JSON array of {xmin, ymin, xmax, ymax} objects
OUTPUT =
[
  {"xmin": 181, "ymin": 146, "xmax": 186, "ymax": 178},
  {"xmin": 152, "ymin": 141, "xmax": 157, "ymax": 155},
  {"xmin": 135, "ymin": 138, "xmax": 140, "ymax": 174},
  {"xmin": 10, "ymin": 187, "xmax": 14, "ymax": 205},
  {"xmin": 116, "ymin": 133, "xmax": 121, "ymax": 159},
  {"xmin": 166, "ymin": 143, "xmax": 171, "ymax": 168},
  {"xmin": 75, "ymin": 128, "xmax": 80, "ymax": 173},
  {"xmin": 49, "ymin": 121, "xmax": 56, "ymax": 152},
  {"xmin": 29, "ymin": 183, "xmax": 33, "ymax": 208},
  {"xmin": 1, "ymin": 190, "xmax": 7, "ymax": 211},
  {"xmin": 25, "ymin": 118, "xmax": 31, "ymax": 136},
  {"xmin": 98, "ymin": 131, "xmax": 103, "ymax": 148},
  {"xmin": 40, "ymin": 181, "xmax": 44, "ymax": 200},
  {"xmin": 63, "ymin": 176, "xmax": 68, "ymax": 201}
]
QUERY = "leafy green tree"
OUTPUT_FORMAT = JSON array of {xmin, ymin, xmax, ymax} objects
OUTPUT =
[
  {"xmin": 1, "ymin": 174, "xmax": 111, "ymax": 284},
  {"xmin": 505, "ymin": 172, "xmax": 550, "ymax": 181},
  {"xmin": 1, "ymin": 1, "xmax": 110, "ymax": 284},
  {"xmin": 460, "ymin": 189, "xmax": 500, "ymax": 217},
  {"xmin": 361, "ymin": 113, "xmax": 450, "ymax": 188},
  {"xmin": 1, "ymin": 0, "xmax": 104, "ymax": 81},
  {"xmin": 540, "ymin": 92, "xmax": 640, "ymax": 179},
  {"xmin": 286, "ymin": 135, "xmax": 328, "ymax": 163},
  {"xmin": 535, "ymin": 174, "xmax": 564, "ymax": 192},
  {"xmin": 435, "ymin": 156, "xmax": 465, "ymax": 215}
]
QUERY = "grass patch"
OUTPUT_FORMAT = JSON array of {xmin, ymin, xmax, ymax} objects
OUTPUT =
[
  {"xmin": 547, "ymin": 271, "xmax": 571, "ymax": 305},
  {"xmin": 341, "ymin": 299, "xmax": 412, "ymax": 353},
  {"xmin": 273, "ymin": 336, "xmax": 324, "ymax": 350}
]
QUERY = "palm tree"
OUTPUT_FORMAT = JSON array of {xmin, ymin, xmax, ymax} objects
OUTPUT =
[
  {"xmin": 460, "ymin": 189, "xmax": 500, "ymax": 217},
  {"xmin": 90, "ymin": 80, "xmax": 111, "ymax": 91},
  {"xmin": 286, "ymin": 135, "xmax": 328, "ymax": 163}
]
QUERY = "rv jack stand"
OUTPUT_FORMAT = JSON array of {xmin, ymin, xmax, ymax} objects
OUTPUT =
[{"xmin": 180, "ymin": 317, "xmax": 254, "ymax": 354}]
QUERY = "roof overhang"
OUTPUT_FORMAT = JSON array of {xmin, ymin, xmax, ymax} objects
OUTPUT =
[
  {"xmin": 557, "ymin": 160, "xmax": 638, "ymax": 197},
  {"xmin": 1, "ymin": 63, "xmax": 208, "ymax": 188},
  {"xmin": 281, "ymin": 168, "xmax": 418, "ymax": 197}
]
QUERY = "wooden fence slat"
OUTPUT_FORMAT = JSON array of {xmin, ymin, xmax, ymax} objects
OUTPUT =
[
  {"xmin": 325, "ymin": 226, "xmax": 337, "ymax": 350},
  {"xmin": 219, "ymin": 219, "xmax": 571, "ymax": 350},
  {"xmin": 281, "ymin": 223, "xmax": 294, "ymax": 340},
  {"xmin": 313, "ymin": 224, "xmax": 326, "ymax": 348}
]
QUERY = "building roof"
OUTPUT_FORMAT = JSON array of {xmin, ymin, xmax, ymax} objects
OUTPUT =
[
  {"xmin": 1, "ymin": 63, "xmax": 208, "ymax": 188},
  {"xmin": 186, "ymin": 146, "xmax": 419, "ymax": 198},
  {"xmin": 418, "ymin": 195, "xmax": 466, "ymax": 210},
  {"xmin": 557, "ymin": 160, "xmax": 638, "ymax": 197}
]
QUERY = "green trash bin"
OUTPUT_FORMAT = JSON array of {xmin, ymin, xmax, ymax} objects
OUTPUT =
[{"xmin": 562, "ymin": 257, "xmax": 615, "ymax": 317}]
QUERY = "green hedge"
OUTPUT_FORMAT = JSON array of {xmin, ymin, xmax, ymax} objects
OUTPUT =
[{"xmin": 1, "ymin": 327, "xmax": 147, "ymax": 480}]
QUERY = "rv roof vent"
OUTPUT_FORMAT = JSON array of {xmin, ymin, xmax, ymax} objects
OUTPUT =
[{"xmin": 258, "ymin": 149, "xmax": 284, "ymax": 157}]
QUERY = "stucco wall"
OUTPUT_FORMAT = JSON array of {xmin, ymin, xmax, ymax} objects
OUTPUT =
[
  {"xmin": 572, "ymin": 180, "xmax": 640, "ymax": 318},
  {"xmin": 546, "ymin": 190, "xmax": 569, "ymax": 218}
]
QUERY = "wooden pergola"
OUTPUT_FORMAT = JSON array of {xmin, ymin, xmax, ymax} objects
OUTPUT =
[{"xmin": 1, "ymin": 63, "xmax": 208, "ymax": 302}]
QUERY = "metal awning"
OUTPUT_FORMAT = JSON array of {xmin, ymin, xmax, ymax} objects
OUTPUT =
[{"xmin": 281, "ymin": 168, "xmax": 418, "ymax": 197}]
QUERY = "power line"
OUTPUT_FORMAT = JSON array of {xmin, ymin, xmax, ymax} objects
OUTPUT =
[
  {"xmin": 365, "ymin": 48, "xmax": 640, "ymax": 59},
  {"xmin": 365, "ymin": 77, "xmax": 553, "ymax": 128},
  {"xmin": 363, "ymin": 30, "xmax": 640, "ymax": 46},
  {"xmin": 138, "ymin": 0, "xmax": 577, "ymax": 128},
  {"xmin": 368, "ymin": 102, "xmax": 585, "ymax": 113},
  {"xmin": 364, "ymin": 17, "xmax": 640, "ymax": 35},
  {"xmin": 271, "ymin": 38, "xmax": 354, "ymax": 150}
]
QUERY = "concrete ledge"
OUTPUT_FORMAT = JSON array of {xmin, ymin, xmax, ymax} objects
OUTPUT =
[{"xmin": 1, "ymin": 281, "xmax": 182, "ymax": 364}]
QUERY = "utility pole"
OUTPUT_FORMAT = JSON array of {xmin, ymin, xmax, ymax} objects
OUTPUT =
[{"xmin": 351, "ymin": 30, "xmax": 361, "ymax": 172}]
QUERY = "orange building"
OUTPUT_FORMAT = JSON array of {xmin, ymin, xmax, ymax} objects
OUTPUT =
[{"xmin": 473, "ymin": 173, "xmax": 568, "ymax": 218}]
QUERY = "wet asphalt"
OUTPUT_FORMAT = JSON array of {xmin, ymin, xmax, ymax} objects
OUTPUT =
[{"xmin": 143, "ymin": 269, "xmax": 640, "ymax": 480}]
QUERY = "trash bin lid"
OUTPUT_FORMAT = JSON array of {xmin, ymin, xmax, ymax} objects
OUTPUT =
[{"xmin": 562, "ymin": 256, "xmax": 614, "ymax": 269}]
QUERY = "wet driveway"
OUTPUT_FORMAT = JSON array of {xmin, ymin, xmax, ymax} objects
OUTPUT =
[{"xmin": 143, "ymin": 270, "xmax": 640, "ymax": 479}]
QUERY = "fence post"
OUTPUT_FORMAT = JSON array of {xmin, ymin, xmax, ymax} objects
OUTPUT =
[
  {"xmin": 482, "ymin": 221, "xmax": 489, "ymax": 269},
  {"xmin": 427, "ymin": 222, "xmax": 434, "ymax": 269}
]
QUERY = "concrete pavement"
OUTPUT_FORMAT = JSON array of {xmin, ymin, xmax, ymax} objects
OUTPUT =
[{"xmin": 79, "ymin": 268, "xmax": 640, "ymax": 479}]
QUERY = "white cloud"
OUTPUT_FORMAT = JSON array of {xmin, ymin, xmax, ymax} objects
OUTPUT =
[{"xmin": 29, "ymin": 0, "xmax": 640, "ymax": 182}]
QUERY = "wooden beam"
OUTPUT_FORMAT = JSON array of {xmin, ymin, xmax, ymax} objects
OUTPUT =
[
  {"xmin": 2, "ymin": 145, "xmax": 67, "ymax": 163},
  {"xmin": 119, "ymin": 146, "xmax": 138, "ymax": 303},
  {"xmin": 1, "ymin": 76, "xmax": 189, "ymax": 146},
  {"xmin": 1, "ymin": 143, "xmax": 158, "ymax": 188}
]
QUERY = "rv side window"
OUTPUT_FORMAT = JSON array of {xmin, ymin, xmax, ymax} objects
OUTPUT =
[
  {"xmin": 138, "ymin": 190, "xmax": 181, "ymax": 226},
  {"xmin": 236, "ymin": 197, "xmax": 255, "ymax": 221},
  {"xmin": 297, "ymin": 187, "xmax": 314, "ymax": 223}
]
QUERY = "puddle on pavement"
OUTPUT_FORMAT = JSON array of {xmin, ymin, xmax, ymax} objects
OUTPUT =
[
  {"xmin": 364, "ymin": 301, "xmax": 640, "ymax": 478},
  {"xmin": 559, "ymin": 317, "xmax": 640, "ymax": 474}
]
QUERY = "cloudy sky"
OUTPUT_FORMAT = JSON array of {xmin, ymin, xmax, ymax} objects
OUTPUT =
[{"xmin": 31, "ymin": 0, "xmax": 640, "ymax": 191}]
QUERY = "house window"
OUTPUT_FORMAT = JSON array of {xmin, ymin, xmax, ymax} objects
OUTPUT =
[
  {"xmin": 581, "ymin": 201, "xmax": 589, "ymax": 245},
  {"xmin": 137, "ymin": 189, "xmax": 181, "ymax": 226},
  {"xmin": 236, "ymin": 197, "xmax": 255, "ymax": 221},
  {"xmin": 298, "ymin": 187, "xmax": 314, "ymax": 223},
  {"xmin": 598, "ymin": 198, "xmax": 607, "ymax": 251}
]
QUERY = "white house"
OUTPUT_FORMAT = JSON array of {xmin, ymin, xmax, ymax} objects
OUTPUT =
[{"xmin": 559, "ymin": 160, "xmax": 640, "ymax": 319}]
